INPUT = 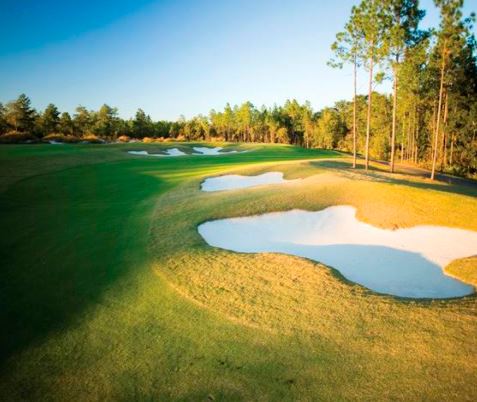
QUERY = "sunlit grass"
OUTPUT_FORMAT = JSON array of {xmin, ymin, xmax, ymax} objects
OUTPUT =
[{"xmin": 446, "ymin": 257, "xmax": 477, "ymax": 287}]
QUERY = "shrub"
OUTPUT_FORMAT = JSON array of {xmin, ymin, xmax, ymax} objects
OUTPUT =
[
  {"xmin": 43, "ymin": 133, "xmax": 80, "ymax": 143},
  {"xmin": 117, "ymin": 135, "xmax": 130, "ymax": 143},
  {"xmin": 0, "ymin": 131, "xmax": 37, "ymax": 144},
  {"xmin": 81, "ymin": 134, "xmax": 104, "ymax": 144},
  {"xmin": 142, "ymin": 137, "xmax": 155, "ymax": 143}
]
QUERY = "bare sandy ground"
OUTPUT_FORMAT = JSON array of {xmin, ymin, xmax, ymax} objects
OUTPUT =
[
  {"xmin": 201, "ymin": 172, "xmax": 298, "ymax": 192},
  {"xmin": 128, "ymin": 148, "xmax": 186, "ymax": 156},
  {"xmin": 193, "ymin": 146, "xmax": 243, "ymax": 155},
  {"xmin": 198, "ymin": 206, "xmax": 477, "ymax": 298}
]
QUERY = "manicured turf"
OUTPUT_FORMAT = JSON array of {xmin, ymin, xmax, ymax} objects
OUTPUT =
[{"xmin": 0, "ymin": 142, "xmax": 476, "ymax": 401}]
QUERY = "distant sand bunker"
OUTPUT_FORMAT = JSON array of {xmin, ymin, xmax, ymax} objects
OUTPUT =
[
  {"xmin": 128, "ymin": 146, "xmax": 246, "ymax": 157},
  {"xmin": 192, "ymin": 146, "xmax": 245, "ymax": 155},
  {"xmin": 128, "ymin": 148, "xmax": 186, "ymax": 157},
  {"xmin": 201, "ymin": 172, "xmax": 297, "ymax": 192},
  {"xmin": 198, "ymin": 206, "xmax": 477, "ymax": 298}
]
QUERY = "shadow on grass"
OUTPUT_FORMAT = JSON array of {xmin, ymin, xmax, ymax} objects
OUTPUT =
[
  {"xmin": 0, "ymin": 160, "xmax": 167, "ymax": 367},
  {"xmin": 312, "ymin": 159, "xmax": 477, "ymax": 198},
  {"xmin": 0, "ymin": 148, "xmax": 340, "ymax": 368}
]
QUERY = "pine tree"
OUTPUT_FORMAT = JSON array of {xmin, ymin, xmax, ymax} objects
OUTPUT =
[
  {"xmin": 383, "ymin": 0, "xmax": 425, "ymax": 172},
  {"xmin": 349, "ymin": 0, "xmax": 389, "ymax": 171},
  {"xmin": 58, "ymin": 112, "xmax": 74, "ymax": 135},
  {"xmin": 5, "ymin": 94, "xmax": 36, "ymax": 133},
  {"xmin": 431, "ymin": 0, "xmax": 469, "ymax": 179},
  {"xmin": 329, "ymin": 11, "xmax": 362, "ymax": 167},
  {"xmin": 41, "ymin": 103, "xmax": 60, "ymax": 135}
]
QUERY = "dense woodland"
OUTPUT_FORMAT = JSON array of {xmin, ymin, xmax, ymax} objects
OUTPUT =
[{"xmin": 1, "ymin": 0, "xmax": 476, "ymax": 178}]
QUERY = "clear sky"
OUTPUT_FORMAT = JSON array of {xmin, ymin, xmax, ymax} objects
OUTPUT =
[{"xmin": 0, "ymin": 0, "xmax": 475, "ymax": 120}]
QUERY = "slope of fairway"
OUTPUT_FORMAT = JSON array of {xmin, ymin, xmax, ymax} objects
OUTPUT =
[{"xmin": 0, "ymin": 143, "xmax": 476, "ymax": 401}]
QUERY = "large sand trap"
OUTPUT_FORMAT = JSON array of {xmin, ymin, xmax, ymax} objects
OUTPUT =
[
  {"xmin": 128, "ymin": 148, "xmax": 186, "ymax": 157},
  {"xmin": 193, "ymin": 146, "xmax": 244, "ymax": 155},
  {"xmin": 198, "ymin": 206, "xmax": 477, "ymax": 298},
  {"xmin": 201, "ymin": 172, "xmax": 297, "ymax": 192}
]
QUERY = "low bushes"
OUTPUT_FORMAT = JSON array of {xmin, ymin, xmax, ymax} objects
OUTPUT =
[
  {"xmin": 117, "ymin": 135, "xmax": 130, "ymax": 142},
  {"xmin": 0, "ymin": 131, "xmax": 37, "ymax": 144},
  {"xmin": 142, "ymin": 137, "xmax": 157, "ymax": 143},
  {"xmin": 81, "ymin": 134, "xmax": 104, "ymax": 144},
  {"xmin": 0, "ymin": 131, "xmax": 182, "ymax": 145},
  {"xmin": 42, "ymin": 133, "xmax": 81, "ymax": 143},
  {"xmin": 40, "ymin": 133, "xmax": 105, "ymax": 144}
]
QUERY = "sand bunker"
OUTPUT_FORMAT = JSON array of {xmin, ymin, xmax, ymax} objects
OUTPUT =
[
  {"xmin": 128, "ymin": 147, "xmax": 243, "ymax": 157},
  {"xmin": 128, "ymin": 150, "xmax": 149, "ymax": 155},
  {"xmin": 128, "ymin": 148, "xmax": 186, "ymax": 157},
  {"xmin": 193, "ymin": 146, "xmax": 244, "ymax": 155},
  {"xmin": 163, "ymin": 148, "xmax": 186, "ymax": 156},
  {"xmin": 201, "ymin": 172, "xmax": 297, "ymax": 192},
  {"xmin": 198, "ymin": 206, "xmax": 477, "ymax": 298}
]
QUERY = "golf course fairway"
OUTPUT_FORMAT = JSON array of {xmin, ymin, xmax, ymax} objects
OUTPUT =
[{"xmin": 0, "ymin": 142, "xmax": 476, "ymax": 401}]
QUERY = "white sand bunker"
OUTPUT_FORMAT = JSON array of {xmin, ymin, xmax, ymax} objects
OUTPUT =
[
  {"xmin": 128, "ymin": 148, "xmax": 186, "ymax": 157},
  {"xmin": 128, "ymin": 147, "xmax": 243, "ymax": 157},
  {"xmin": 193, "ymin": 146, "xmax": 245, "ymax": 155},
  {"xmin": 198, "ymin": 206, "xmax": 477, "ymax": 298},
  {"xmin": 201, "ymin": 172, "xmax": 297, "ymax": 192}
]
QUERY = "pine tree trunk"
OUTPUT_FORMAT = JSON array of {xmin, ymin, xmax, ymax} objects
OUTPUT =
[
  {"xmin": 390, "ymin": 64, "xmax": 398, "ymax": 172},
  {"xmin": 440, "ymin": 92, "xmax": 449, "ymax": 171},
  {"xmin": 410, "ymin": 107, "xmax": 414, "ymax": 162},
  {"xmin": 401, "ymin": 142, "xmax": 404, "ymax": 163},
  {"xmin": 411, "ymin": 105, "xmax": 419, "ymax": 163},
  {"xmin": 449, "ymin": 135, "xmax": 454, "ymax": 165},
  {"xmin": 365, "ymin": 44, "xmax": 374, "ymax": 171},
  {"xmin": 431, "ymin": 44, "xmax": 446, "ymax": 180},
  {"xmin": 406, "ymin": 113, "xmax": 412, "ymax": 161},
  {"xmin": 431, "ymin": 100, "xmax": 436, "ymax": 157},
  {"xmin": 401, "ymin": 114, "xmax": 406, "ymax": 164},
  {"xmin": 353, "ymin": 55, "xmax": 357, "ymax": 168}
]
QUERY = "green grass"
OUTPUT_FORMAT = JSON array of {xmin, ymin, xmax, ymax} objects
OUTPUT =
[{"xmin": 0, "ymin": 142, "xmax": 476, "ymax": 401}]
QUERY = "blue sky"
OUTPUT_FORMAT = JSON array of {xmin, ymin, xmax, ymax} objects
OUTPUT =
[{"xmin": 0, "ymin": 0, "xmax": 475, "ymax": 120}]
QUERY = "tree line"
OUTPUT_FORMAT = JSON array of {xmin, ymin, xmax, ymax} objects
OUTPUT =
[
  {"xmin": 0, "ymin": 97, "xmax": 174, "ymax": 140},
  {"xmin": 0, "ymin": 0, "xmax": 476, "ymax": 178},
  {"xmin": 328, "ymin": 0, "xmax": 476, "ymax": 177}
]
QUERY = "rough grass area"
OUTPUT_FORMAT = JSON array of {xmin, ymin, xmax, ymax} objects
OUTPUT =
[{"xmin": 0, "ymin": 143, "xmax": 476, "ymax": 401}]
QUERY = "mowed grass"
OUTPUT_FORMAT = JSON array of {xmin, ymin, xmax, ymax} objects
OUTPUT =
[{"xmin": 0, "ymin": 142, "xmax": 476, "ymax": 401}]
